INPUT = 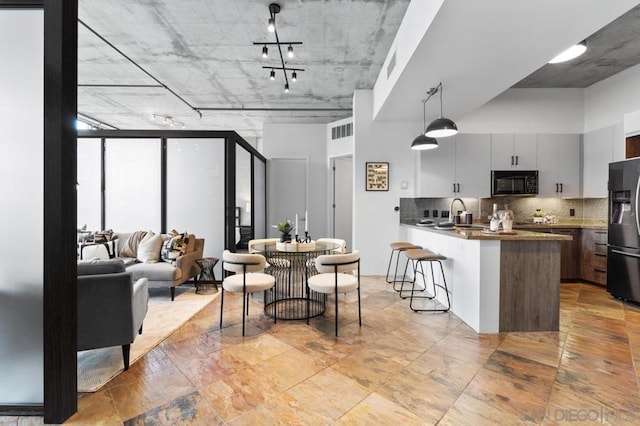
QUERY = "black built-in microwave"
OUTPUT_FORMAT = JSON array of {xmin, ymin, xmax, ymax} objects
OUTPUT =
[{"xmin": 491, "ymin": 170, "xmax": 538, "ymax": 196}]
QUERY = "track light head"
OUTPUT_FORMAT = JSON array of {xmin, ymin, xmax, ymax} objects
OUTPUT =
[
  {"xmin": 284, "ymin": 83, "xmax": 289, "ymax": 93},
  {"xmin": 270, "ymin": 69, "xmax": 276, "ymax": 80},
  {"xmin": 287, "ymin": 45, "xmax": 294, "ymax": 58},
  {"xmin": 292, "ymin": 71, "xmax": 297, "ymax": 82},
  {"xmin": 267, "ymin": 17, "xmax": 275, "ymax": 32},
  {"xmin": 262, "ymin": 45, "xmax": 268, "ymax": 58}
]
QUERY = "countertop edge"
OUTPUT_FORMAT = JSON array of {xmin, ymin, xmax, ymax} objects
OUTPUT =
[{"xmin": 401, "ymin": 223, "xmax": 573, "ymax": 241}]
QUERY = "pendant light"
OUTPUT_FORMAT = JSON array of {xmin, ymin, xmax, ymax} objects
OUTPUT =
[
  {"xmin": 425, "ymin": 82, "xmax": 458, "ymax": 138},
  {"xmin": 411, "ymin": 95, "xmax": 438, "ymax": 150}
]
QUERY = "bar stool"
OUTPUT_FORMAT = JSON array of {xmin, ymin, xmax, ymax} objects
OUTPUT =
[
  {"xmin": 399, "ymin": 248, "xmax": 450, "ymax": 312},
  {"xmin": 386, "ymin": 242, "xmax": 421, "ymax": 291}
]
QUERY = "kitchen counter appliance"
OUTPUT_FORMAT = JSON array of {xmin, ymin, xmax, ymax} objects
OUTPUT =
[
  {"xmin": 491, "ymin": 170, "xmax": 538, "ymax": 196},
  {"xmin": 607, "ymin": 158, "xmax": 640, "ymax": 302}
]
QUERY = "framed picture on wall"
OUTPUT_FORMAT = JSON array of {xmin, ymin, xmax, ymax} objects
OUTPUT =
[{"xmin": 365, "ymin": 162, "xmax": 389, "ymax": 191}]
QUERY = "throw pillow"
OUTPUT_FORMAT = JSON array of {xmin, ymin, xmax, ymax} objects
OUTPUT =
[
  {"xmin": 137, "ymin": 232, "xmax": 163, "ymax": 263},
  {"xmin": 119, "ymin": 230, "xmax": 149, "ymax": 258},
  {"xmin": 161, "ymin": 232, "xmax": 189, "ymax": 263},
  {"xmin": 80, "ymin": 239, "xmax": 119, "ymax": 260},
  {"xmin": 93, "ymin": 229, "xmax": 114, "ymax": 243}
]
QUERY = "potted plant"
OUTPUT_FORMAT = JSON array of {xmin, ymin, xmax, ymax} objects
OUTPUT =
[
  {"xmin": 533, "ymin": 209, "xmax": 545, "ymax": 224},
  {"xmin": 273, "ymin": 219, "xmax": 296, "ymax": 242}
]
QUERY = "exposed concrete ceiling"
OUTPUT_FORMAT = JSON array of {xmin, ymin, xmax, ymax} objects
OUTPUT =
[
  {"xmin": 513, "ymin": 4, "xmax": 640, "ymax": 88},
  {"xmin": 78, "ymin": 0, "xmax": 411, "ymax": 139},
  {"xmin": 78, "ymin": 1, "xmax": 640, "ymax": 140}
]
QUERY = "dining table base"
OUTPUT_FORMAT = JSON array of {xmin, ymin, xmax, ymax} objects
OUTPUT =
[{"xmin": 265, "ymin": 296, "xmax": 326, "ymax": 321}]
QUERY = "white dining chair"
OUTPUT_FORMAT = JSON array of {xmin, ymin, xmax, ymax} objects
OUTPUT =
[
  {"xmin": 317, "ymin": 238, "xmax": 347, "ymax": 254},
  {"xmin": 306, "ymin": 251, "xmax": 361, "ymax": 336},
  {"xmin": 221, "ymin": 250, "xmax": 276, "ymax": 336}
]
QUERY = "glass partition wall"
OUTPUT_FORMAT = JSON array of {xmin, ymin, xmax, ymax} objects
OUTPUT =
[
  {"xmin": 0, "ymin": 7, "xmax": 44, "ymax": 407},
  {"xmin": 77, "ymin": 131, "xmax": 266, "ymax": 278}
]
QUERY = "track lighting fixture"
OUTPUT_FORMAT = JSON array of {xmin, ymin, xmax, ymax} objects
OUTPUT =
[
  {"xmin": 151, "ymin": 114, "xmax": 185, "ymax": 129},
  {"xmin": 424, "ymin": 82, "xmax": 458, "ymax": 138},
  {"xmin": 253, "ymin": 3, "xmax": 304, "ymax": 93},
  {"xmin": 267, "ymin": 3, "xmax": 279, "ymax": 32}
]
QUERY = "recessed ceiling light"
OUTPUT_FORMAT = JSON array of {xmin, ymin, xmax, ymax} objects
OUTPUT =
[
  {"xmin": 334, "ymin": 66, "xmax": 345, "ymax": 72},
  {"xmin": 548, "ymin": 40, "xmax": 587, "ymax": 64}
]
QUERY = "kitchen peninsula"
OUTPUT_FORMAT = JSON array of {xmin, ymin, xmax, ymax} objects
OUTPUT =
[{"xmin": 400, "ymin": 224, "xmax": 571, "ymax": 333}]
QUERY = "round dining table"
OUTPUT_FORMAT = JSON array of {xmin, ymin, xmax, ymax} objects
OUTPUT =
[{"xmin": 251, "ymin": 240, "xmax": 340, "ymax": 320}]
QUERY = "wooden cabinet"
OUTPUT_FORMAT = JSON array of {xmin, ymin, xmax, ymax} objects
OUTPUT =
[
  {"xmin": 554, "ymin": 229, "xmax": 581, "ymax": 280},
  {"xmin": 537, "ymin": 134, "xmax": 581, "ymax": 197},
  {"xmin": 419, "ymin": 134, "xmax": 490, "ymax": 197},
  {"xmin": 523, "ymin": 228, "xmax": 580, "ymax": 280},
  {"xmin": 581, "ymin": 229, "xmax": 608, "ymax": 285},
  {"xmin": 491, "ymin": 133, "xmax": 537, "ymax": 170}
]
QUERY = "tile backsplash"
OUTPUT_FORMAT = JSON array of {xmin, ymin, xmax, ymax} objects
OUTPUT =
[{"xmin": 400, "ymin": 197, "xmax": 608, "ymax": 225}]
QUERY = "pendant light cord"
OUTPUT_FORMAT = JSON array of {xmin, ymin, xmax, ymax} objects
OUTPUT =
[{"xmin": 438, "ymin": 82, "xmax": 443, "ymax": 117}]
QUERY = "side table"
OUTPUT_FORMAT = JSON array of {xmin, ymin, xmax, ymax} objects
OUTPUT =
[{"xmin": 195, "ymin": 257, "xmax": 219, "ymax": 294}]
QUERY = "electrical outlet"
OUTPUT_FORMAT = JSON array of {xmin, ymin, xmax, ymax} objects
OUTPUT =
[
  {"xmin": 432, "ymin": 210, "xmax": 438, "ymax": 218},
  {"xmin": 441, "ymin": 211, "xmax": 450, "ymax": 218},
  {"xmin": 423, "ymin": 210, "xmax": 429, "ymax": 217},
  {"xmin": 570, "ymin": 208, "xmax": 575, "ymax": 217}
]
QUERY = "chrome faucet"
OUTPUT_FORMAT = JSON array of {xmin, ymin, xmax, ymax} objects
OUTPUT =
[{"xmin": 449, "ymin": 197, "xmax": 467, "ymax": 223}]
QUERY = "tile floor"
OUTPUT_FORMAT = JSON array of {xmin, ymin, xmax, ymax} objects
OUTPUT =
[{"xmin": 4, "ymin": 277, "xmax": 640, "ymax": 425}]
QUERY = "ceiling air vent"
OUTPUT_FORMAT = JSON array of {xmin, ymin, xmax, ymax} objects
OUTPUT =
[
  {"xmin": 386, "ymin": 50, "xmax": 396, "ymax": 79},
  {"xmin": 331, "ymin": 122, "xmax": 353, "ymax": 140}
]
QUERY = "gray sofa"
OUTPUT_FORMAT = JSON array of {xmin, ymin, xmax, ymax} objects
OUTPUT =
[
  {"xmin": 77, "ymin": 259, "xmax": 149, "ymax": 370},
  {"xmin": 114, "ymin": 232, "xmax": 205, "ymax": 301}
]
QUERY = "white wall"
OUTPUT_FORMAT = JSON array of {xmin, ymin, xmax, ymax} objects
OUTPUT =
[
  {"xmin": 458, "ymin": 88, "xmax": 584, "ymax": 134},
  {"xmin": 353, "ymin": 90, "xmax": 418, "ymax": 274},
  {"xmin": 263, "ymin": 123, "xmax": 328, "ymax": 238},
  {"xmin": 327, "ymin": 116, "xmax": 354, "ymax": 158},
  {"xmin": 585, "ymin": 62, "xmax": 640, "ymax": 133}
]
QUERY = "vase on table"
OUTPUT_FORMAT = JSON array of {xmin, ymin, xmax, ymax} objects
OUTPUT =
[{"xmin": 280, "ymin": 233, "xmax": 292, "ymax": 242}]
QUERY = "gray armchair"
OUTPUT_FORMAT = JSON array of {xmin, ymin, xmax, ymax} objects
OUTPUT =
[{"xmin": 77, "ymin": 259, "xmax": 149, "ymax": 370}]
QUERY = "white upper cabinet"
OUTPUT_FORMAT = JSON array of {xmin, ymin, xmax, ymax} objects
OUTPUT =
[
  {"xmin": 490, "ymin": 134, "xmax": 514, "ymax": 169},
  {"xmin": 418, "ymin": 137, "xmax": 456, "ymax": 197},
  {"xmin": 455, "ymin": 134, "xmax": 491, "ymax": 197},
  {"xmin": 537, "ymin": 134, "xmax": 581, "ymax": 197},
  {"xmin": 418, "ymin": 134, "xmax": 490, "ymax": 198},
  {"xmin": 491, "ymin": 134, "xmax": 537, "ymax": 169},
  {"xmin": 583, "ymin": 126, "xmax": 614, "ymax": 198}
]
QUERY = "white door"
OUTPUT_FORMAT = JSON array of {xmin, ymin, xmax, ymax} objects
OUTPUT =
[
  {"xmin": 332, "ymin": 156, "xmax": 353, "ymax": 251},
  {"xmin": 268, "ymin": 158, "xmax": 307, "ymax": 238}
]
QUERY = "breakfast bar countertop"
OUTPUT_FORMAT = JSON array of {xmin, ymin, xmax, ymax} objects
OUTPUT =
[{"xmin": 401, "ymin": 223, "xmax": 573, "ymax": 241}]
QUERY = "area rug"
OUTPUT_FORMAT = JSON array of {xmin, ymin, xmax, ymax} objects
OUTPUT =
[{"xmin": 77, "ymin": 286, "xmax": 218, "ymax": 393}]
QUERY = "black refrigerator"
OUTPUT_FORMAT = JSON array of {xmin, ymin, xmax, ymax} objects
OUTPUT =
[{"xmin": 607, "ymin": 157, "xmax": 640, "ymax": 302}]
